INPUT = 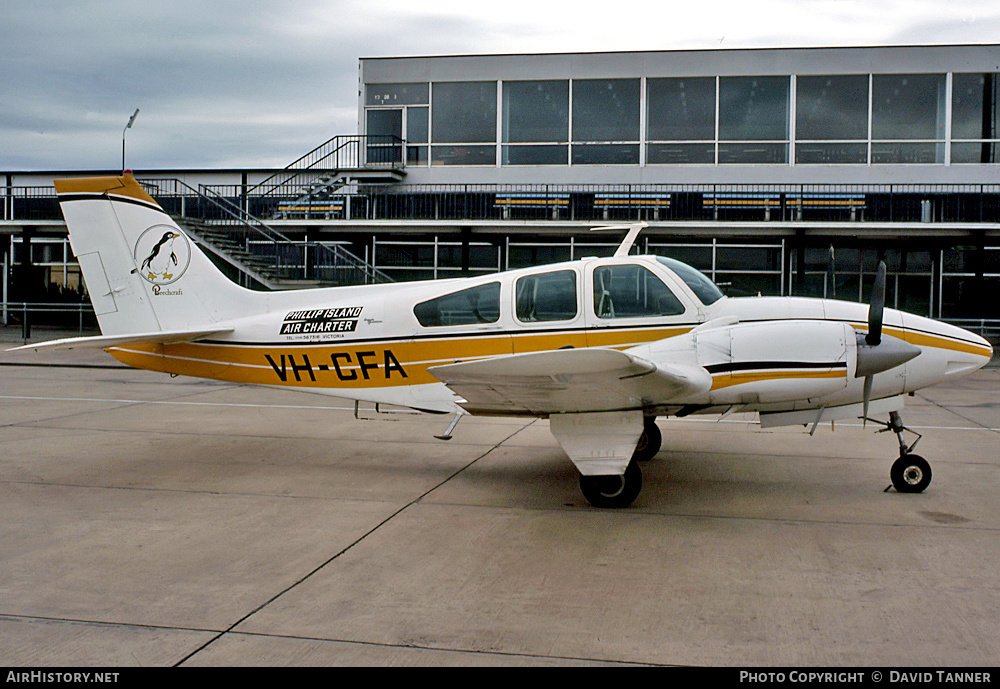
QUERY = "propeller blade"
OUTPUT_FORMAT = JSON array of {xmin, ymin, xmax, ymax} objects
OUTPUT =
[
  {"xmin": 862, "ymin": 375, "xmax": 873, "ymax": 425},
  {"xmin": 866, "ymin": 261, "xmax": 886, "ymax": 346}
]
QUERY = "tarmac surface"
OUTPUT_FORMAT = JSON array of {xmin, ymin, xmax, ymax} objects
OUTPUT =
[{"xmin": 1, "ymin": 327, "xmax": 998, "ymax": 667}]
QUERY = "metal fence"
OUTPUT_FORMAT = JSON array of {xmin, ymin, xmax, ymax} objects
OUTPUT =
[
  {"xmin": 943, "ymin": 319, "xmax": 1000, "ymax": 344},
  {"xmin": 1, "ymin": 301, "xmax": 98, "ymax": 338},
  {"xmin": 6, "ymin": 182, "xmax": 1000, "ymax": 225}
]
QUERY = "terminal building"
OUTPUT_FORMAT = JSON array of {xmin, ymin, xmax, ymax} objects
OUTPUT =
[{"xmin": 2, "ymin": 44, "xmax": 998, "ymax": 336}]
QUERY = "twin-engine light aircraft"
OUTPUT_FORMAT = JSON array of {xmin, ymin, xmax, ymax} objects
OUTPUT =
[{"xmin": 13, "ymin": 176, "xmax": 993, "ymax": 507}]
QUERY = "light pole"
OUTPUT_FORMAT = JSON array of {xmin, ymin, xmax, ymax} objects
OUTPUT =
[{"xmin": 122, "ymin": 108, "xmax": 139, "ymax": 173}]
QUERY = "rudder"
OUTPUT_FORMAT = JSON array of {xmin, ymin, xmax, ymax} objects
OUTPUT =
[{"xmin": 55, "ymin": 175, "xmax": 252, "ymax": 336}]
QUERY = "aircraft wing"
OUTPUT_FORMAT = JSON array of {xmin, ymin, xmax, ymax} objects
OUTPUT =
[
  {"xmin": 427, "ymin": 347, "xmax": 711, "ymax": 416},
  {"xmin": 6, "ymin": 327, "xmax": 235, "ymax": 353}
]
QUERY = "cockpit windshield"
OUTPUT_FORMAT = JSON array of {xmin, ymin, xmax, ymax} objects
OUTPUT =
[{"xmin": 655, "ymin": 257, "xmax": 725, "ymax": 305}]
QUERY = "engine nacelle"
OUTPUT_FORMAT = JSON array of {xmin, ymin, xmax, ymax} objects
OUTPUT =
[{"xmin": 694, "ymin": 320, "xmax": 856, "ymax": 405}]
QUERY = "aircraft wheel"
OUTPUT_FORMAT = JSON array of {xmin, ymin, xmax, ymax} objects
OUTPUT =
[
  {"xmin": 579, "ymin": 461, "xmax": 642, "ymax": 508},
  {"xmin": 633, "ymin": 418, "xmax": 662, "ymax": 462},
  {"xmin": 890, "ymin": 454, "xmax": 932, "ymax": 493}
]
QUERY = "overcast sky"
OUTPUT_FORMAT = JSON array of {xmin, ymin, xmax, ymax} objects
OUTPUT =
[{"xmin": 2, "ymin": 0, "xmax": 999, "ymax": 171}]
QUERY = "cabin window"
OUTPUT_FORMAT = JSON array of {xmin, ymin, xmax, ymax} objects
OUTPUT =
[
  {"xmin": 413, "ymin": 282, "xmax": 501, "ymax": 327},
  {"xmin": 515, "ymin": 270, "xmax": 578, "ymax": 322},
  {"xmin": 593, "ymin": 264, "xmax": 685, "ymax": 318}
]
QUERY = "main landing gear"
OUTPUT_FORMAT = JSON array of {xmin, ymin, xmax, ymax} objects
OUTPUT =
[
  {"xmin": 579, "ymin": 460, "xmax": 643, "ymax": 509},
  {"xmin": 871, "ymin": 410, "xmax": 932, "ymax": 494},
  {"xmin": 633, "ymin": 417, "xmax": 662, "ymax": 463},
  {"xmin": 578, "ymin": 417, "xmax": 661, "ymax": 508}
]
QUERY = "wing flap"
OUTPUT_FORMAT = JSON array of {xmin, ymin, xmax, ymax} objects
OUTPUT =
[
  {"xmin": 428, "ymin": 348, "xmax": 711, "ymax": 416},
  {"xmin": 6, "ymin": 327, "xmax": 234, "ymax": 353}
]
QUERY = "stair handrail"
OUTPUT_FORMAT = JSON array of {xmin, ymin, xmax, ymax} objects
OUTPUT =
[
  {"xmin": 246, "ymin": 134, "xmax": 405, "ymax": 197},
  {"xmin": 141, "ymin": 178, "xmax": 393, "ymax": 285},
  {"xmin": 195, "ymin": 183, "xmax": 394, "ymax": 285}
]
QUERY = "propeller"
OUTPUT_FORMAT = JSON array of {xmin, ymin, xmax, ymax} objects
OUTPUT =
[
  {"xmin": 854, "ymin": 260, "xmax": 920, "ymax": 421},
  {"xmin": 866, "ymin": 261, "xmax": 885, "ymax": 346}
]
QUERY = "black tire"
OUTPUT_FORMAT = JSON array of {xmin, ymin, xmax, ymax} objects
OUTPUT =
[
  {"xmin": 633, "ymin": 418, "xmax": 662, "ymax": 462},
  {"xmin": 890, "ymin": 454, "xmax": 932, "ymax": 493},
  {"xmin": 579, "ymin": 460, "xmax": 642, "ymax": 508}
]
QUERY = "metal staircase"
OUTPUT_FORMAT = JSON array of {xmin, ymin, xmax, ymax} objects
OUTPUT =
[
  {"xmin": 137, "ymin": 135, "xmax": 406, "ymax": 289},
  {"xmin": 143, "ymin": 178, "xmax": 393, "ymax": 290},
  {"xmin": 246, "ymin": 134, "xmax": 406, "ymax": 217},
  {"xmin": 172, "ymin": 216, "xmax": 279, "ymax": 289}
]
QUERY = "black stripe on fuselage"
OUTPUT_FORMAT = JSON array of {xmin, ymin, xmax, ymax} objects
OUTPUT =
[{"xmin": 704, "ymin": 361, "xmax": 848, "ymax": 374}]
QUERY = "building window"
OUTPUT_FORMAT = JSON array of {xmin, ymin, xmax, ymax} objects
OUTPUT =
[
  {"xmin": 362, "ymin": 69, "xmax": 992, "ymax": 169},
  {"xmin": 406, "ymin": 107, "xmax": 428, "ymax": 165},
  {"xmin": 795, "ymin": 75, "xmax": 869, "ymax": 164},
  {"xmin": 646, "ymin": 77, "xmax": 716, "ymax": 165},
  {"xmin": 366, "ymin": 83, "xmax": 429, "ymax": 107},
  {"xmin": 872, "ymin": 74, "xmax": 946, "ymax": 163},
  {"xmin": 719, "ymin": 76, "xmax": 789, "ymax": 164},
  {"xmin": 431, "ymin": 81, "xmax": 497, "ymax": 165},
  {"xmin": 571, "ymin": 79, "xmax": 640, "ymax": 165},
  {"xmin": 365, "ymin": 83, "xmax": 429, "ymax": 166},
  {"xmin": 502, "ymin": 80, "xmax": 568, "ymax": 165},
  {"xmin": 951, "ymin": 73, "xmax": 999, "ymax": 164}
]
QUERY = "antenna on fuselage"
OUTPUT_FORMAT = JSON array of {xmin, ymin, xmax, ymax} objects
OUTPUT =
[{"xmin": 591, "ymin": 222, "xmax": 648, "ymax": 257}]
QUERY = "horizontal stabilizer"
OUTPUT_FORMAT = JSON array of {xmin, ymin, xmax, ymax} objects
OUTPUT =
[
  {"xmin": 428, "ymin": 347, "xmax": 711, "ymax": 416},
  {"xmin": 6, "ymin": 327, "xmax": 234, "ymax": 353}
]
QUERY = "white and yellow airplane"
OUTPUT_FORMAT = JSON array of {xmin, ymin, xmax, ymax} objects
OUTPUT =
[{"xmin": 11, "ymin": 175, "xmax": 994, "ymax": 507}]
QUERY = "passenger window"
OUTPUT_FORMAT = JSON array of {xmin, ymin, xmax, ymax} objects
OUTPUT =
[
  {"xmin": 413, "ymin": 282, "xmax": 500, "ymax": 327},
  {"xmin": 593, "ymin": 264, "xmax": 685, "ymax": 318},
  {"xmin": 516, "ymin": 270, "xmax": 578, "ymax": 322}
]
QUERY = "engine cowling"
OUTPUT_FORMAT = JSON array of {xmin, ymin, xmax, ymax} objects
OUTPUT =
[{"xmin": 693, "ymin": 320, "xmax": 856, "ymax": 405}]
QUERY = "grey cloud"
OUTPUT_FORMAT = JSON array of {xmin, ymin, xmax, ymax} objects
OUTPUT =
[{"xmin": 3, "ymin": 1, "xmax": 999, "ymax": 170}]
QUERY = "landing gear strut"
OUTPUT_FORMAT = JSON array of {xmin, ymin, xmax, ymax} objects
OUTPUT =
[
  {"xmin": 633, "ymin": 417, "xmax": 662, "ymax": 462},
  {"xmin": 872, "ymin": 411, "xmax": 931, "ymax": 493}
]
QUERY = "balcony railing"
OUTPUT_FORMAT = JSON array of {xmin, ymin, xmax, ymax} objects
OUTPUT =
[{"xmin": 8, "ymin": 182, "xmax": 998, "ymax": 225}]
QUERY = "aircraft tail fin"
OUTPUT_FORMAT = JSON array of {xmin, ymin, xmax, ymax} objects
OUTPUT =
[{"xmin": 54, "ymin": 175, "xmax": 254, "ymax": 336}]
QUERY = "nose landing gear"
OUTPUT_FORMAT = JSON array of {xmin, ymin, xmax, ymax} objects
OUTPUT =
[{"xmin": 870, "ymin": 411, "xmax": 931, "ymax": 493}]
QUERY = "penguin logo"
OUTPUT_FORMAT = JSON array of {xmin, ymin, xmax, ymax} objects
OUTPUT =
[{"xmin": 133, "ymin": 225, "xmax": 192, "ymax": 286}]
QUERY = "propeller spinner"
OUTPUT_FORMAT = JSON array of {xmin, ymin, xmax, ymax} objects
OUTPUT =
[
  {"xmin": 854, "ymin": 261, "xmax": 921, "ymax": 419},
  {"xmin": 855, "ymin": 260, "xmax": 919, "ymax": 377}
]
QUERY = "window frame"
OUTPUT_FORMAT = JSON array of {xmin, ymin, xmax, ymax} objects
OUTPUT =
[
  {"xmin": 590, "ymin": 262, "xmax": 687, "ymax": 320},
  {"xmin": 513, "ymin": 268, "xmax": 582, "ymax": 325},
  {"xmin": 413, "ymin": 281, "xmax": 502, "ymax": 328}
]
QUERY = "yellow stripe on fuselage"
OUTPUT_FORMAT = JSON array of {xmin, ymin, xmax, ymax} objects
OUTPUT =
[
  {"xmin": 710, "ymin": 369, "xmax": 846, "ymax": 390},
  {"xmin": 851, "ymin": 323, "xmax": 993, "ymax": 358},
  {"xmin": 105, "ymin": 320, "xmax": 989, "ymax": 392},
  {"xmin": 106, "ymin": 325, "xmax": 694, "ymax": 390}
]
